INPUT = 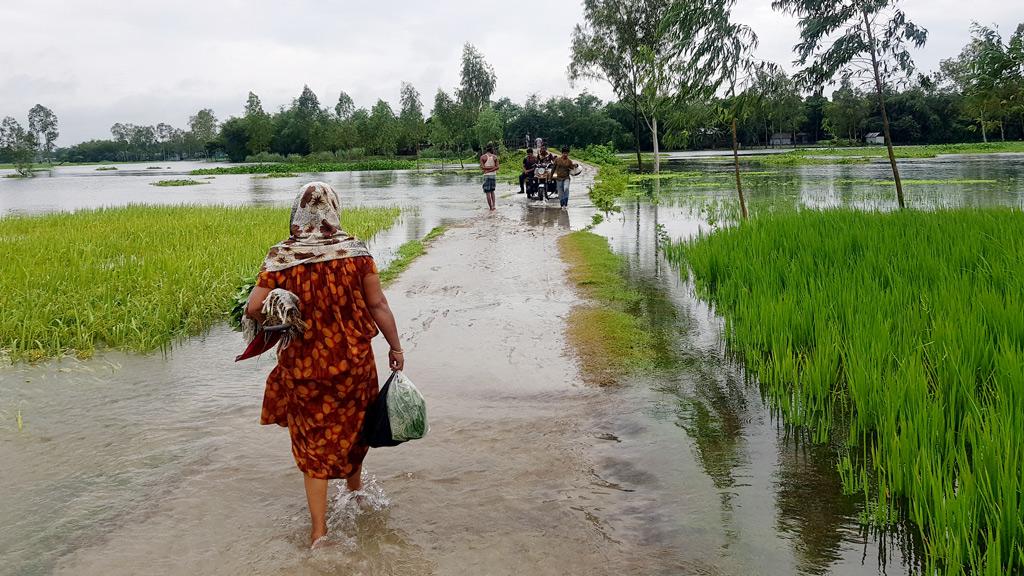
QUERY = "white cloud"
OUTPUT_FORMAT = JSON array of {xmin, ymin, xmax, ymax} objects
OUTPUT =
[{"xmin": 1, "ymin": 0, "xmax": 1017, "ymax": 144}]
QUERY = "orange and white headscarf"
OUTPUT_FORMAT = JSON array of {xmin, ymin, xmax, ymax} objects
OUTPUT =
[{"xmin": 261, "ymin": 181, "xmax": 372, "ymax": 273}]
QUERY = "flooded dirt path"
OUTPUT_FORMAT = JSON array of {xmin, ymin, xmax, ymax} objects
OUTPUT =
[{"xmin": 2, "ymin": 164, "xmax": 924, "ymax": 575}]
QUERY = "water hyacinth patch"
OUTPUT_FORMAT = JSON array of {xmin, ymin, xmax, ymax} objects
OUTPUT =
[{"xmin": 666, "ymin": 208, "xmax": 1024, "ymax": 574}]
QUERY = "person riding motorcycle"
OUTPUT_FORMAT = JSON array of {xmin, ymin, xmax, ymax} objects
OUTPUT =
[{"xmin": 519, "ymin": 148, "xmax": 537, "ymax": 194}]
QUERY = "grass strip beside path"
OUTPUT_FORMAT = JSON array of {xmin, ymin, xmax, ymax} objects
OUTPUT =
[
  {"xmin": 379, "ymin": 226, "xmax": 446, "ymax": 287},
  {"xmin": 0, "ymin": 205, "xmax": 400, "ymax": 361},
  {"xmin": 559, "ymin": 231, "xmax": 661, "ymax": 385},
  {"xmin": 667, "ymin": 209, "xmax": 1024, "ymax": 573}
]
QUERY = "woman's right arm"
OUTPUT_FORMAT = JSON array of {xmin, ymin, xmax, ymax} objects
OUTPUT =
[{"xmin": 362, "ymin": 271, "xmax": 404, "ymax": 371}]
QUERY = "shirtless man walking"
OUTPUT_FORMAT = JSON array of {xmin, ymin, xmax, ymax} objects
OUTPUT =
[{"xmin": 480, "ymin": 144, "xmax": 499, "ymax": 211}]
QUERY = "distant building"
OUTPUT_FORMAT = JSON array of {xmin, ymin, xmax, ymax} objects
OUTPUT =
[
  {"xmin": 770, "ymin": 132, "xmax": 792, "ymax": 146},
  {"xmin": 866, "ymin": 132, "xmax": 886, "ymax": 145}
]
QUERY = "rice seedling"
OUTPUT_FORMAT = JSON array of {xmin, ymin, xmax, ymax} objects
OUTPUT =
[
  {"xmin": 151, "ymin": 179, "xmax": 207, "ymax": 187},
  {"xmin": 190, "ymin": 159, "xmax": 417, "ymax": 176},
  {"xmin": 94, "ymin": 166, "xmax": 117, "ymax": 171},
  {"xmin": 666, "ymin": 208, "xmax": 1024, "ymax": 574},
  {"xmin": 0, "ymin": 204, "xmax": 400, "ymax": 361}
]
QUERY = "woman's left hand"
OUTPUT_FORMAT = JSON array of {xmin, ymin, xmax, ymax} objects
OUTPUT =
[{"xmin": 389, "ymin": 349, "xmax": 405, "ymax": 372}]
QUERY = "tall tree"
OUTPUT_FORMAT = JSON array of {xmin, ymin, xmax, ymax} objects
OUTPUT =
[
  {"xmin": 242, "ymin": 91, "xmax": 273, "ymax": 155},
  {"xmin": 474, "ymin": 106, "xmax": 504, "ymax": 150},
  {"xmin": 940, "ymin": 24, "xmax": 1014, "ymax": 142},
  {"xmin": 27, "ymin": 104, "xmax": 58, "ymax": 161},
  {"xmin": 430, "ymin": 89, "xmax": 458, "ymax": 168},
  {"xmin": 367, "ymin": 99, "xmax": 398, "ymax": 156},
  {"xmin": 398, "ymin": 82, "xmax": 426, "ymax": 154},
  {"xmin": 824, "ymin": 79, "xmax": 870, "ymax": 141},
  {"xmin": 572, "ymin": 0, "xmax": 741, "ymax": 174},
  {"xmin": 772, "ymin": 0, "xmax": 928, "ymax": 209},
  {"xmin": 188, "ymin": 109, "xmax": 219, "ymax": 157},
  {"xmin": 717, "ymin": 19, "xmax": 762, "ymax": 220},
  {"xmin": 335, "ymin": 91, "xmax": 355, "ymax": 120},
  {"xmin": 570, "ymin": 0, "xmax": 650, "ymax": 170},
  {"xmin": 458, "ymin": 43, "xmax": 497, "ymax": 114},
  {"xmin": 0, "ymin": 116, "xmax": 36, "ymax": 175}
]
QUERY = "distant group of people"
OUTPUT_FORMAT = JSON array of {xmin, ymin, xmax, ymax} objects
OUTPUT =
[{"xmin": 478, "ymin": 140, "xmax": 579, "ymax": 211}]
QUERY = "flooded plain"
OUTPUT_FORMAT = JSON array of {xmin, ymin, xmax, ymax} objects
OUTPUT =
[{"xmin": 1, "ymin": 155, "xmax": 1022, "ymax": 575}]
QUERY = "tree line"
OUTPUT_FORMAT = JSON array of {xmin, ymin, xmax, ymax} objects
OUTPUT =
[{"xmin": 2, "ymin": 22, "xmax": 1021, "ymax": 171}]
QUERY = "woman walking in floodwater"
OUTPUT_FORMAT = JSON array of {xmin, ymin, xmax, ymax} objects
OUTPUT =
[{"xmin": 245, "ymin": 181, "xmax": 405, "ymax": 548}]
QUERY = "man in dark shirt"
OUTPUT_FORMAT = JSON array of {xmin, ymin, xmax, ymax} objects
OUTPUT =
[{"xmin": 519, "ymin": 148, "xmax": 537, "ymax": 194}]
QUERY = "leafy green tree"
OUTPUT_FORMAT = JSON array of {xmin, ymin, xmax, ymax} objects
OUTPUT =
[
  {"xmin": 458, "ymin": 43, "xmax": 497, "ymax": 114},
  {"xmin": 188, "ymin": 109, "xmax": 219, "ymax": 157},
  {"xmin": 27, "ymin": 104, "xmax": 58, "ymax": 161},
  {"xmin": 243, "ymin": 92, "xmax": 273, "ymax": 155},
  {"xmin": 570, "ymin": 0, "xmax": 652, "ymax": 169},
  {"xmin": 0, "ymin": 116, "xmax": 36, "ymax": 175},
  {"xmin": 219, "ymin": 117, "xmax": 250, "ymax": 162},
  {"xmin": 398, "ymin": 82, "xmax": 426, "ymax": 154},
  {"xmin": 367, "ymin": 99, "xmax": 398, "ymax": 156},
  {"xmin": 824, "ymin": 79, "xmax": 870, "ymax": 141},
  {"xmin": 473, "ymin": 106, "xmax": 503, "ymax": 150},
  {"xmin": 941, "ymin": 24, "xmax": 1016, "ymax": 142},
  {"xmin": 772, "ymin": 0, "xmax": 928, "ymax": 209},
  {"xmin": 335, "ymin": 91, "xmax": 355, "ymax": 120},
  {"xmin": 573, "ymin": 0, "xmax": 743, "ymax": 173},
  {"xmin": 430, "ymin": 89, "xmax": 458, "ymax": 167}
]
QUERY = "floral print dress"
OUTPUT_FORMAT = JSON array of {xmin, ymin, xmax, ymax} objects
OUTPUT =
[{"xmin": 257, "ymin": 255, "xmax": 380, "ymax": 480}]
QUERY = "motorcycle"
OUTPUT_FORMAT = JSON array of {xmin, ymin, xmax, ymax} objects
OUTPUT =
[{"xmin": 525, "ymin": 159, "xmax": 559, "ymax": 201}]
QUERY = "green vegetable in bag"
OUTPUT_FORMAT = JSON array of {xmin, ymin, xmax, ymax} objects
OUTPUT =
[{"xmin": 386, "ymin": 371, "xmax": 428, "ymax": 441}]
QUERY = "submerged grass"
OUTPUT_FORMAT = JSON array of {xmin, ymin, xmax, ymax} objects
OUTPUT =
[
  {"xmin": 254, "ymin": 172, "xmax": 300, "ymax": 179},
  {"xmin": 151, "ymin": 179, "xmax": 206, "ymax": 187},
  {"xmin": 379, "ymin": 226, "xmax": 446, "ymax": 287},
  {"xmin": 801, "ymin": 141, "xmax": 1024, "ymax": 158},
  {"xmin": 834, "ymin": 178, "xmax": 1000, "ymax": 186},
  {"xmin": 667, "ymin": 209, "xmax": 1024, "ymax": 573},
  {"xmin": 559, "ymin": 231, "xmax": 662, "ymax": 385},
  {"xmin": 191, "ymin": 159, "xmax": 416, "ymax": 176},
  {"xmin": 0, "ymin": 205, "xmax": 400, "ymax": 361}
]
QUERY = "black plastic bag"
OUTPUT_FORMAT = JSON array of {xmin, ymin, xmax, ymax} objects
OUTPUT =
[{"xmin": 362, "ymin": 372, "xmax": 404, "ymax": 448}]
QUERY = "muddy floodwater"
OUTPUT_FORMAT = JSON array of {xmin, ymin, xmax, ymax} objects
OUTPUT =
[{"xmin": 1, "ymin": 155, "xmax": 1022, "ymax": 575}]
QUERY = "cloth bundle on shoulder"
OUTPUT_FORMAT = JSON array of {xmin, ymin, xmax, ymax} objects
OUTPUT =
[
  {"xmin": 236, "ymin": 288, "xmax": 307, "ymax": 361},
  {"xmin": 363, "ymin": 371, "xmax": 428, "ymax": 447}
]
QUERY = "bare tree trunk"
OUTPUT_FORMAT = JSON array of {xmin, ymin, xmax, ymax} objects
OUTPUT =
[
  {"xmin": 732, "ymin": 118, "xmax": 748, "ymax": 220},
  {"xmin": 980, "ymin": 110, "xmax": 988, "ymax": 143},
  {"xmin": 999, "ymin": 120, "xmax": 1005, "ymax": 141},
  {"xmin": 651, "ymin": 115, "xmax": 660, "ymax": 175},
  {"xmin": 864, "ymin": 10, "xmax": 905, "ymax": 210},
  {"xmin": 632, "ymin": 98, "xmax": 643, "ymax": 172}
]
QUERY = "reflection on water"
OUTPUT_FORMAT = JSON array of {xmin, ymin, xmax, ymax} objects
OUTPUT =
[{"xmin": 586, "ymin": 154, "xmax": 1022, "ymax": 574}]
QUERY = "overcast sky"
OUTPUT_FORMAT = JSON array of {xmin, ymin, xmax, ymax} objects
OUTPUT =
[{"xmin": 1, "ymin": 0, "xmax": 1020, "ymax": 145}]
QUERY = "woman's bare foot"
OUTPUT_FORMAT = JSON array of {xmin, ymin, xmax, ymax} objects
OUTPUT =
[{"xmin": 309, "ymin": 526, "xmax": 328, "ymax": 549}]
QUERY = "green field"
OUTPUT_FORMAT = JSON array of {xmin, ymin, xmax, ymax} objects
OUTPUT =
[
  {"xmin": 667, "ymin": 209, "xmax": 1024, "ymax": 573},
  {"xmin": 0, "ymin": 205, "xmax": 400, "ymax": 361}
]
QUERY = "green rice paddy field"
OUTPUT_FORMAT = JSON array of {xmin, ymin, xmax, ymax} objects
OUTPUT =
[
  {"xmin": 0, "ymin": 205, "xmax": 399, "ymax": 361},
  {"xmin": 666, "ymin": 209, "xmax": 1023, "ymax": 574}
]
